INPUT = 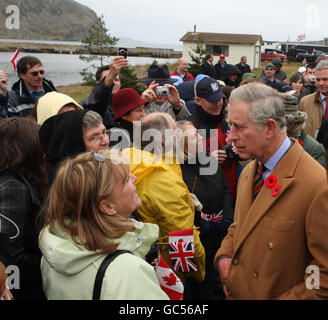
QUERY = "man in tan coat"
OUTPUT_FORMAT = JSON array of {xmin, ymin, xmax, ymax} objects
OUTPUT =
[
  {"xmin": 299, "ymin": 60, "xmax": 328, "ymax": 138},
  {"xmin": 215, "ymin": 83, "xmax": 328, "ymax": 300}
]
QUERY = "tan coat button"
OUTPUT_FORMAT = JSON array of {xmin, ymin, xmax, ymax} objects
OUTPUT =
[
  {"xmin": 233, "ymin": 258, "xmax": 239, "ymax": 265},
  {"xmin": 253, "ymin": 270, "xmax": 259, "ymax": 278},
  {"xmin": 268, "ymin": 242, "xmax": 274, "ymax": 249}
]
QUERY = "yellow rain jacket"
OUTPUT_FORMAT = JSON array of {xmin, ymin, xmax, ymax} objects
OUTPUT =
[{"xmin": 122, "ymin": 147, "xmax": 206, "ymax": 283}]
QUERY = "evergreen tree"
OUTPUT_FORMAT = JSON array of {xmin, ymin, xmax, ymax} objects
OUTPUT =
[
  {"xmin": 120, "ymin": 66, "xmax": 146, "ymax": 95},
  {"xmin": 79, "ymin": 15, "xmax": 118, "ymax": 84},
  {"xmin": 188, "ymin": 34, "xmax": 206, "ymax": 77}
]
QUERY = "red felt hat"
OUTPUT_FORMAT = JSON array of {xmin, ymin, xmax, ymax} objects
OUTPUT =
[{"xmin": 112, "ymin": 88, "xmax": 148, "ymax": 120}]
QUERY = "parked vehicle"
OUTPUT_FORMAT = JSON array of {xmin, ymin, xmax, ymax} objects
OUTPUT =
[
  {"xmin": 296, "ymin": 50, "xmax": 327, "ymax": 63},
  {"xmin": 261, "ymin": 49, "xmax": 287, "ymax": 62}
]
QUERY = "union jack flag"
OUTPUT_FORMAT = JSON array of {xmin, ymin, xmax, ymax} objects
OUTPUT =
[
  {"xmin": 201, "ymin": 210, "xmax": 223, "ymax": 223},
  {"xmin": 169, "ymin": 240, "xmax": 198, "ymax": 273}
]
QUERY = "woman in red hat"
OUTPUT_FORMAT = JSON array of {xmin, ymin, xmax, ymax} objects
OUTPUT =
[{"xmin": 110, "ymin": 88, "xmax": 148, "ymax": 148}]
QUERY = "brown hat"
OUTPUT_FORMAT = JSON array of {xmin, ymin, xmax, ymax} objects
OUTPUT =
[{"xmin": 279, "ymin": 93, "xmax": 307, "ymax": 122}]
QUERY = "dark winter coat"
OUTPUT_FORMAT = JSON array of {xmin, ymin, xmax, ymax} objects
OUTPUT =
[
  {"xmin": 8, "ymin": 78, "xmax": 57, "ymax": 117},
  {"xmin": 80, "ymin": 78, "xmax": 115, "ymax": 128},
  {"xmin": 0, "ymin": 169, "xmax": 45, "ymax": 300},
  {"xmin": 189, "ymin": 105, "xmax": 238, "ymax": 200},
  {"xmin": 200, "ymin": 61, "xmax": 217, "ymax": 79}
]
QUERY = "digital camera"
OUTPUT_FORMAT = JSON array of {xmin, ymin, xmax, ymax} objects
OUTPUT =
[
  {"xmin": 118, "ymin": 47, "xmax": 128, "ymax": 59},
  {"xmin": 309, "ymin": 75, "xmax": 316, "ymax": 82},
  {"xmin": 156, "ymin": 86, "xmax": 169, "ymax": 96},
  {"xmin": 220, "ymin": 144, "xmax": 237, "ymax": 161}
]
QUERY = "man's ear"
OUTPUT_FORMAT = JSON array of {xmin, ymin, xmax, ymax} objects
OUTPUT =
[
  {"xmin": 266, "ymin": 119, "xmax": 278, "ymax": 139},
  {"xmin": 99, "ymin": 199, "xmax": 116, "ymax": 216},
  {"xmin": 195, "ymin": 96, "xmax": 201, "ymax": 104}
]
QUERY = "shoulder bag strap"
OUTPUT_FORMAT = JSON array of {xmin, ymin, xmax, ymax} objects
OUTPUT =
[{"xmin": 92, "ymin": 250, "xmax": 132, "ymax": 300}]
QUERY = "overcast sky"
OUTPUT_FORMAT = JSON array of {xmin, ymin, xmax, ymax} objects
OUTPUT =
[{"xmin": 75, "ymin": 0, "xmax": 328, "ymax": 45}]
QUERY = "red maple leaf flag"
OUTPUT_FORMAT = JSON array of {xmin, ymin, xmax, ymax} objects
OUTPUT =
[
  {"xmin": 10, "ymin": 49, "xmax": 19, "ymax": 72},
  {"xmin": 162, "ymin": 273, "xmax": 178, "ymax": 286},
  {"xmin": 154, "ymin": 255, "xmax": 184, "ymax": 300}
]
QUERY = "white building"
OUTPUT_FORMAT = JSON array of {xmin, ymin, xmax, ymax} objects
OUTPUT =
[{"xmin": 180, "ymin": 32, "xmax": 264, "ymax": 70}]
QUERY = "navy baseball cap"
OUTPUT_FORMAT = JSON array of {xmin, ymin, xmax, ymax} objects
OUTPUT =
[{"xmin": 196, "ymin": 77, "xmax": 226, "ymax": 102}]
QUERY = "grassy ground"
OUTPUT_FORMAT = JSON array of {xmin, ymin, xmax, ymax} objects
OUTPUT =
[{"xmin": 59, "ymin": 61, "xmax": 302, "ymax": 102}]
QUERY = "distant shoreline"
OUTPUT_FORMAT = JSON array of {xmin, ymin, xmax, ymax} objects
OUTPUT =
[{"xmin": 0, "ymin": 40, "xmax": 182, "ymax": 59}]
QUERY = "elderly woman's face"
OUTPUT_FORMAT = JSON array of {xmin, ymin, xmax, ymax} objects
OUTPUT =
[
  {"xmin": 83, "ymin": 123, "xmax": 109, "ymax": 151},
  {"xmin": 109, "ymin": 173, "xmax": 142, "ymax": 218}
]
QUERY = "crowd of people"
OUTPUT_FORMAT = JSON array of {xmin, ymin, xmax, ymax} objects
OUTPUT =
[{"xmin": 0, "ymin": 51, "xmax": 327, "ymax": 301}]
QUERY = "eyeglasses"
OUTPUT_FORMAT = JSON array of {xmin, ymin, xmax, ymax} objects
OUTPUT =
[
  {"xmin": 265, "ymin": 68, "xmax": 274, "ymax": 71},
  {"xmin": 29, "ymin": 70, "xmax": 45, "ymax": 76},
  {"xmin": 89, "ymin": 129, "xmax": 110, "ymax": 145}
]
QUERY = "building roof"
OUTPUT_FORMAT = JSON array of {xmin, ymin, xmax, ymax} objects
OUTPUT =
[{"xmin": 180, "ymin": 32, "xmax": 264, "ymax": 45}]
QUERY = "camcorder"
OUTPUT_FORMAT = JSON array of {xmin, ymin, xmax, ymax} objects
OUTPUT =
[
  {"xmin": 156, "ymin": 86, "xmax": 169, "ymax": 96},
  {"xmin": 118, "ymin": 47, "xmax": 128, "ymax": 59}
]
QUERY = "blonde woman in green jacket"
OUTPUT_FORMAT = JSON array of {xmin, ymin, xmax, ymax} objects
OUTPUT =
[{"xmin": 39, "ymin": 150, "xmax": 168, "ymax": 300}]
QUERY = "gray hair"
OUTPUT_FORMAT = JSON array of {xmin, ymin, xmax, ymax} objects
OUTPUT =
[
  {"xmin": 82, "ymin": 111, "xmax": 103, "ymax": 133},
  {"xmin": 139, "ymin": 113, "xmax": 176, "ymax": 153},
  {"xmin": 229, "ymin": 83, "xmax": 286, "ymax": 132},
  {"xmin": 315, "ymin": 60, "xmax": 328, "ymax": 73}
]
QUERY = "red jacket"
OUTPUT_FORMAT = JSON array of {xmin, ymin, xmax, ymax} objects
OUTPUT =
[{"xmin": 170, "ymin": 70, "xmax": 194, "ymax": 81}]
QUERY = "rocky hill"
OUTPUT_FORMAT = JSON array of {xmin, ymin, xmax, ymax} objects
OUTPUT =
[{"xmin": 0, "ymin": 0, "xmax": 98, "ymax": 41}]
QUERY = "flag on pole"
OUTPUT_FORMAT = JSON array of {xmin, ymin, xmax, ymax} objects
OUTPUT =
[
  {"xmin": 169, "ymin": 240, "xmax": 198, "ymax": 272},
  {"xmin": 10, "ymin": 49, "xmax": 19, "ymax": 72},
  {"xmin": 169, "ymin": 228, "xmax": 194, "ymax": 243},
  {"xmin": 297, "ymin": 34, "xmax": 305, "ymax": 41},
  {"xmin": 168, "ymin": 228, "xmax": 197, "ymax": 272},
  {"xmin": 153, "ymin": 255, "xmax": 184, "ymax": 300}
]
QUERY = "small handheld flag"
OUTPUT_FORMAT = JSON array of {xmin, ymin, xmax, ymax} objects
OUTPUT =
[{"xmin": 10, "ymin": 49, "xmax": 20, "ymax": 72}]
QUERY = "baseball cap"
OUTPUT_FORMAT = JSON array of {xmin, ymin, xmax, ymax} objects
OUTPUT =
[
  {"xmin": 265, "ymin": 63, "xmax": 275, "ymax": 69},
  {"xmin": 196, "ymin": 77, "xmax": 226, "ymax": 102},
  {"xmin": 195, "ymin": 74, "xmax": 209, "ymax": 84}
]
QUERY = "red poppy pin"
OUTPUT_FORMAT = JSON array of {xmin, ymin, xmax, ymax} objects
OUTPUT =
[
  {"xmin": 265, "ymin": 174, "xmax": 278, "ymax": 188},
  {"xmin": 265, "ymin": 174, "xmax": 282, "ymax": 197},
  {"xmin": 271, "ymin": 184, "xmax": 282, "ymax": 197},
  {"xmin": 298, "ymin": 140, "xmax": 303, "ymax": 146}
]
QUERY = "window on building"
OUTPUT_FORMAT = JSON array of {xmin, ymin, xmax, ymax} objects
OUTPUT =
[{"xmin": 206, "ymin": 45, "xmax": 229, "ymax": 56}]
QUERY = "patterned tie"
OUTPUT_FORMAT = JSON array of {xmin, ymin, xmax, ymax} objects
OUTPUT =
[
  {"xmin": 253, "ymin": 163, "xmax": 265, "ymax": 200},
  {"xmin": 324, "ymin": 97, "xmax": 328, "ymax": 120}
]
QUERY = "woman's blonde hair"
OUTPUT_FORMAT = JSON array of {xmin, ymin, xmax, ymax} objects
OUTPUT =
[{"xmin": 41, "ymin": 149, "xmax": 135, "ymax": 254}]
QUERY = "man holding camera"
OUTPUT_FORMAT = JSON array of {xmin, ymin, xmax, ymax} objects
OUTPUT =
[
  {"xmin": 299, "ymin": 60, "xmax": 328, "ymax": 138},
  {"xmin": 140, "ymin": 64, "xmax": 190, "ymax": 121},
  {"xmin": 299, "ymin": 62, "xmax": 318, "ymax": 99},
  {"xmin": 190, "ymin": 77, "xmax": 239, "ymax": 201}
]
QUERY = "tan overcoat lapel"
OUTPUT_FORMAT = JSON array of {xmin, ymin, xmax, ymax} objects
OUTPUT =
[{"xmin": 233, "ymin": 140, "xmax": 302, "ymax": 255}]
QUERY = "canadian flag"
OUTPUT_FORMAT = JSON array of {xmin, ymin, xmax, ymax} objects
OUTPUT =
[
  {"xmin": 169, "ymin": 228, "xmax": 194, "ymax": 243},
  {"xmin": 154, "ymin": 255, "xmax": 184, "ymax": 300},
  {"xmin": 10, "ymin": 50, "xmax": 19, "ymax": 72},
  {"xmin": 297, "ymin": 34, "xmax": 306, "ymax": 41}
]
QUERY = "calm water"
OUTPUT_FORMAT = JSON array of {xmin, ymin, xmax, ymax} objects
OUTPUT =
[{"xmin": 0, "ymin": 52, "xmax": 177, "ymax": 87}]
